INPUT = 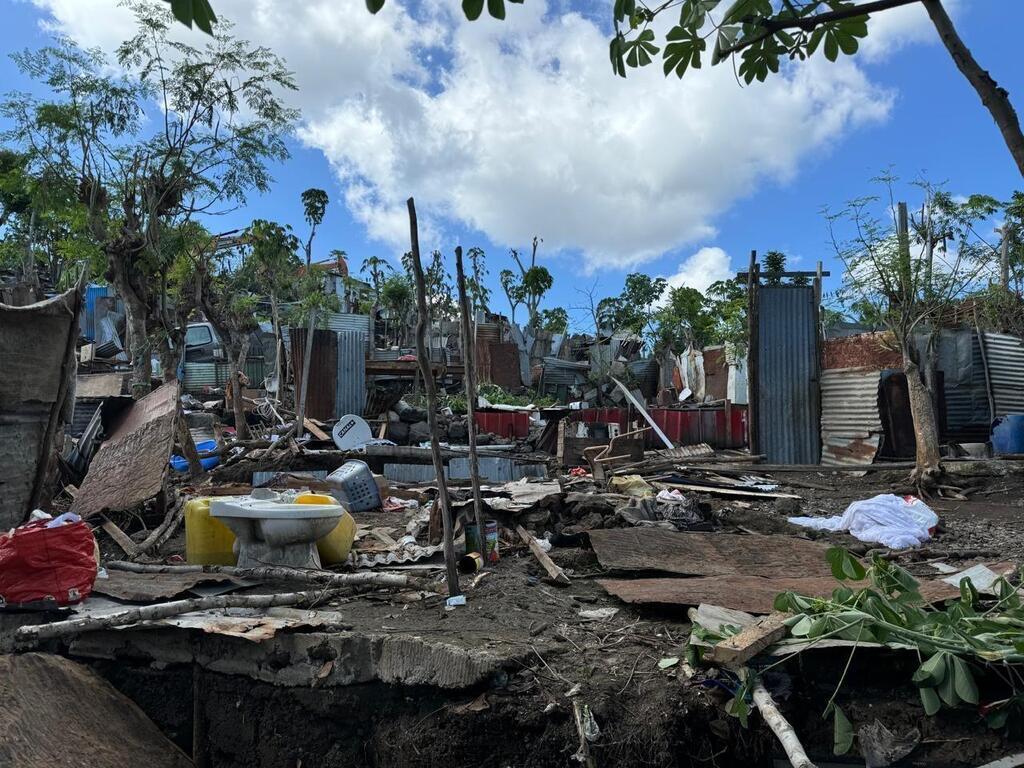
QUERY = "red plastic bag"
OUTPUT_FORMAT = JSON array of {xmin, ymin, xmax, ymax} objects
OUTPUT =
[{"xmin": 0, "ymin": 520, "xmax": 98, "ymax": 607}]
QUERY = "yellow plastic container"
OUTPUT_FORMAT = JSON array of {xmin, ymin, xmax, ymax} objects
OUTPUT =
[
  {"xmin": 297, "ymin": 493, "xmax": 357, "ymax": 566},
  {"xmin": 184, "ymin": 497, "xmax": 238, "ymax": 565}
]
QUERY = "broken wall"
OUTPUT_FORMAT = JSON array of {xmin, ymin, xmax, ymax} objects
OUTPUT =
[{"xmin": 0, "ymin": 288, "xmax": 81, "ymax": 528}]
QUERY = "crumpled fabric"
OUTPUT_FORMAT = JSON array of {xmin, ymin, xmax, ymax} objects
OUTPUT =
[{"xmin": 788, "ymin": 493, "xmax": 938, "ymax": 550}]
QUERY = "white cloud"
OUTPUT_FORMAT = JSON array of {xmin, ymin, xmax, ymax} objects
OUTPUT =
[
  {"xmin": 30, "ymin": 0, "xmax": 910, "ymax": 271},
  {"xmin": 662, "ymin": 246, "xmax": 734, "ymax": 295}
]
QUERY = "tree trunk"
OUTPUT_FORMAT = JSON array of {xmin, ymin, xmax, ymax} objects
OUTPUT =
[
  {"xmin": 123, "ymin": 298, "xmax": 152, "ymax": 400},
  {"xmin": 903, "ymin": 351, "xmax": 942, "ymax": 485},
  {"xmin": 922, "ymin": 0, "xmax": 1024, "ymax": 177},
  {"xmin": 408, "ymin": 197, "xmax": 460, "ymax": 599},
  {"xmin": 455, "ymin": 247, "xmax": 485, "ymax": 549},
  {"xmin": 270, "ymin": 291, "xmax": 284, "ymax": 395},
  {"xmin": 230, "ymin": 335, "xmax": 252, "ymax": 441}
]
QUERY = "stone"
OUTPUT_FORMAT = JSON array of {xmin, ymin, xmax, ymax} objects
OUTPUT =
[
  {"xmin": 447, "ymin": 419, "xmax": 468, "ymax": 441},
  {"xmin": 476, "ymin": 432, "xmax": 494, "ymax": 446},
  {"xmin": 387, "ymin": 421, "xmax": 410, "ymax": 444},
  {"xmin": 408, "ymin": 421, "xmax": 433, "ymax": 444},
  {"xmin": 774, "ymin": 497, "xmax": 801, "ymax": 516},
  {"xmin": 395, "ymin": 400, "xmax": 428, "ymax": 424}
]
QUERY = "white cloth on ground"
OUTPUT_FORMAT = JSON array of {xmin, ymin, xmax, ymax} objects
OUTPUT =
[{"xmin": 788, "ymin": 493, "xmax": 938, "ymax": 550}]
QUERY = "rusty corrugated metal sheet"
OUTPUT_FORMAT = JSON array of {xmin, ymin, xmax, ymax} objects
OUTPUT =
[
  {"xmin": 756, "ymin": 285, "xmax": 820, "ymax": 464},
  {"xmin": 820, "ymin": 367, "xmax": 881, "ymax": 466},
  {"xmin": 290, "ymin": 328, "xmax": 338, "ymax": 421}
]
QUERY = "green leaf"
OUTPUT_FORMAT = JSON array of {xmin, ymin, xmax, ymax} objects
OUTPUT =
[
  {"xmin": 806, "ymin": 27, "xmax": 825, "ymax": 56},
  {"xmin": 938, "ymin": 661, "xmax": 960, "ymax": 707},
  {"xmin": 462, "ymin": 0, "xmax": 486, "ymax": 21},
  {"xmin": 912, "ymin": 652, "xmax": 948, "ymax": 687},
  {"xmin": 832, "ymin": 705, "xmax": 854, "ymax": 755},
  {"xmin": 365, "ymin": 0, "xmax": 386, "ymax": 13},
  {"xmin": 487, "ymin": 0, "xmax": 506, "ymax": 20},
  {"xmin": 836, "ymin": 32, "xmax": 858, "ymax": 56},
  {"xmin": 950, "ymin": 656, "xmax": 979, "ymax": 705},
  {"xmin": 824, "ymin": 31, "xmax": 839, "ymax": 62},
  {"xmin": 165, "ymin": 0, "xmax": 218, "ymax": 34},
  {"xmin": 658, "ymin": 656, "xmax": 680, "ymax": 669},
  {"xmin": 987, "ymin": 708, "xmax": 1010, "ymax": 729},
  {"xmin": 827, "ymin": 548, "xmax": 866, "ymax": 582},
  {"xmin": 726, "ymin": 694, "xmax": 750, "ymax": 728},
  {"xmin": 920, "ymin": 686, "xmax": 942, "ymax": 716},
  {"xmin": 959, "ymin": 577, "xmax": 980, "ymax": 609},
  {"xmin": 790, "ymin": 615, "xmax": 814, "ymax": 637}
]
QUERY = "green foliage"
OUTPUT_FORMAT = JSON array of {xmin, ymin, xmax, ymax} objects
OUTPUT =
[
  {"xmin": 611, "ymin": 0, "xmax": 871, "ymax": 84},
  {"xmin": 539, "ymin": 307, "xmax": 569, "ymax": 333},
  {"xmin": 711, "ymin": 549, "xmax": 1024, "ymax": 739},
  {"xmin": 239, "ymin": 219, "xmax": 301, "ymax": 299},
  {"xmin": 301, "ymin": 188, "xmax": 329, "ymax": 230},
  {"xmin": 466, "ymin": 246, "xmax": 490, "ymax": 315},
  {"xmin": 402, "ymin": 249, "xmax": 457, "ymax": 322}
]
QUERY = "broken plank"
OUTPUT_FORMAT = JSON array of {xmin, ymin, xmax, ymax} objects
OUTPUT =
[
  {"xmin": 589, "ymin": 529, "xmax": 833, "ymax": 579},
  {"xmin": 706, "ymin": 611, "xmax": 789, "ymax": 667},
  {"xmin": 516, "ymin": 524, "xmax": 570, "ymax": 586},
  {"xmin": 652, "ymin": 480, "xmax": 800, "ymax": 500},
  {"xmin": 303, "ymin": 418, "xmax": 331, "ymax": 441},
  {"xmin": 99, "ymin": 515, "xmax": 139, "ymax": 558}
]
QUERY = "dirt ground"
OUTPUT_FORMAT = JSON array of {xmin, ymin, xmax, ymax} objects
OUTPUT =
[{"xmin": 69, "ymin": 462, "xmax": 1024, "ymax": 766}]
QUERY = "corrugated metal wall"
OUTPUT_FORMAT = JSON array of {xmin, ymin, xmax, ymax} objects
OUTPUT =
[
  {"xmin": 983, "ymin": 332, "xmax": 1024, "ymax": 417},
  {"xmin": 182, "ymin": 360, "xmax": 266, "ymax": 392},
  {"xmin": 757, "ymin": 285, "xmax": 820, "ymax": 463},
  {"xmin": 820, "ymin": 368, "xmax": 882, "ymax": 465},
  {"xmin": 283, "ymin": 313, "xmax": 371, "ymax": 352},
  {"xmin": 290, "ymin": 328, "xmax": 339, "ymax": 421},
  {"xmin": 336, "ymin": 330, "xmax": 366, "ymax": 417}
]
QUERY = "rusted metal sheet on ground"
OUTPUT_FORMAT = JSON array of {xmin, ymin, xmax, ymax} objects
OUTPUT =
[
  {"xmin": 599, "ymin": 575, "xmax": 961, "ymax": 614},
  {"xmin": 91, "ymin": 571, "xmax": 238, "ymax": 602},
  {"xmin": 820, "ymin": 367, "xmax": 882, "ymax": 466},
  {"xmin": 587, "ymin": 528, "xmax": 833, "ymax": 578},
  {"xmin": 71, "ymin": 382, "xmax": 179, "ymax": 519},
  {"xmin": 0, "ymin": 653, "xmax": 194, "ymax": 768},
  {"xmin": 0, "ymin": 288, "xmax": 81, "ymax": 528}
]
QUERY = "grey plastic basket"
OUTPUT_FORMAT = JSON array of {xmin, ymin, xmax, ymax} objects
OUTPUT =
[{"xmin": 327, "ymin": 460, "xmax": 382, "ymax": 513}]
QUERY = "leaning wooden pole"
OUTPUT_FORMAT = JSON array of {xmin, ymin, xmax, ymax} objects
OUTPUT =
[
  {"xmin": 294, "ymin": 308, "xmax": 317, "ymax": 441},
  {"xmin": 407, "ymin": 197, "xmax": 461, "ymax": 598},
  {"xmin": 454, "ymin": 246, "xmax": 485, "ymax": 553}
]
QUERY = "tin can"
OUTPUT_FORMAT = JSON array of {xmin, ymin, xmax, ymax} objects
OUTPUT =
[
  {"xmin": 465, "ymin": 524, "xmax": 482, "ymax": 555},
  {"xmin": 484, "ymin": 520, "xmax": 500, "ymax": 563},
  {"xmin": 459, "ymin": 552, "xmax": 484, "ymax": 573}
]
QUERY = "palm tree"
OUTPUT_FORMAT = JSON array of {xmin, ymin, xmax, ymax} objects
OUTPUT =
[{"xmin": 361, "ymin": 255, "xmax": 392, "ymax": 346}]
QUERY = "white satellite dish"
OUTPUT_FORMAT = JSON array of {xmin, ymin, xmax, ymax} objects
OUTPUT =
[{"xmin": 332, "ymin": 414, "xmax": 373, "ymax": 450}]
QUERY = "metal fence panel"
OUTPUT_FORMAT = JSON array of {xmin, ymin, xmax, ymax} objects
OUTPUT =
[
  {"xmin": 757, "ymin": 285, "xmax": 820, "ymax": 464},
  {"xmin": 983, "ymin": 332, "xmax": 1024, "ymax": 417},
  {"xmin": 820, "ymin": 367, "xmax": 881, "ymax": 465},
  {"xmin": 336, "ymin": 330, "xmax": 367, "ymax": 417}
]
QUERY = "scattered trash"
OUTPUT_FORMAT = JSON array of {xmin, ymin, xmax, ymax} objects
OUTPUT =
[
  {"xmin": 578, "ymin": 607, "xmax": 619, "ymax": 620},
  {"xmin": 657, "ymin": 657, "xmax": 680, "ymax": 669},
  {"xmin": 0, "ymin": 517, "xmax": 98, "ymax": 607}
]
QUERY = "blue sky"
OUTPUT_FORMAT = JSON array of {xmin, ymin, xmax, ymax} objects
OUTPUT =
[{"xmin": 2, "ymin": 0, "xmax": 1021, "ymax": 330}]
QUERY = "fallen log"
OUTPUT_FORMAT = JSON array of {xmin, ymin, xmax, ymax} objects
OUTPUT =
[
  {"xmin": 751, "ymin": 678, "xmax": 816, "ymax": 768},
  {"xmin": 15, "ymin": 588, "xmax": 346, "ymax": 645},
  {"xmin": 105, "ymin": 561, "xmax": 430, "ymax": 590}
]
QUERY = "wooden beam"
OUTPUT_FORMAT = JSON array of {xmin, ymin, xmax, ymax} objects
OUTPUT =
[
  {"xmin": 707, "ymin": 611, "xmax": 789, "ymax": 667},
  {"xmin": 303, "ymin": 418, "xmax": 331, "ymax": 441},
  {"xmin": 516, "ymin": 524, "xmax": 570, "ymax": 586}
]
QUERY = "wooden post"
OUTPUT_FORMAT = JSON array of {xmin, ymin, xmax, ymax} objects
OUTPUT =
[
  {"xmin": 176, "ymin": 406, "xmax": 204, "ymax": 477},
  {"xmin": 745, "ymin": 250, "xmax": 759, "ymax": 456},
  {"xmin": 454, "ymin": 246, "xmax": 485, "ymax": 551},
  {"xmin": 407, "ymin": 197, "xmax": 461, "ymax": 598},
  {"xmin": 295, "ymin": 309, "xmax": 317, "ymax": 440},
  {"xmin": 1000, "ymin": 226, "xmax": 1011, "ymax": 291}
]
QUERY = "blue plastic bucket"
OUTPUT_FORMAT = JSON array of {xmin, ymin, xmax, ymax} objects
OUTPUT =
[
  {"xmin": 170, "ymin": 439, "xmax": 221, "ymax": 472},
  {"xmin": 991, "ymin": 414, "xmax": 1024, "ymax": 456}
]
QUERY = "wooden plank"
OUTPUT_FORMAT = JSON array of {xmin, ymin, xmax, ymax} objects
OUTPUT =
[
  {"xmin": 303, "ymin": 418, "xmax": 330, "ymax": 441},
  {"xmin": 599, "ymin": 575, "xmax": 962, "ymax": 614},
  {"xmin": 653, "ymin": 480, "xmax": 800, "ymax": 500},
  {"xmin": 99, "ymin": 516, "xmax": 139, "ymax": 558},
  {"xmin": 516, "ymin": 524, "xmax": 570, "ymax": 585},
  {"xmin": 706, "ymin": 611, "xmax": 789, "ymax": 666},
  {"xmin": 588, "ymin": 529, "xmax": 833, "ymax": 579}
]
